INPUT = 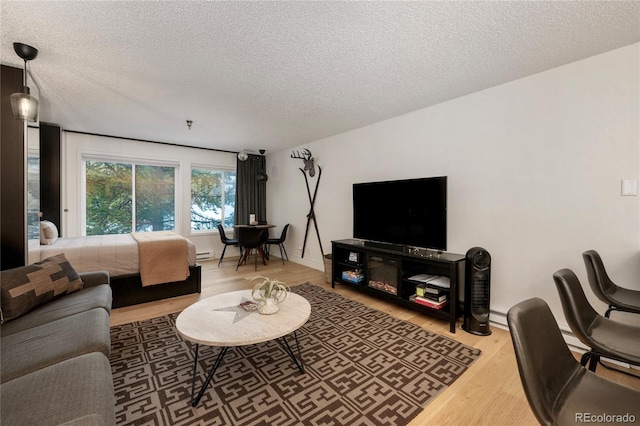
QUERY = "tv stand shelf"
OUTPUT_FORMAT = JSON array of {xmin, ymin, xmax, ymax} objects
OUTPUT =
[{"xmin": 331, "ymin": 239, "xmax": 465, "ymax": 333}]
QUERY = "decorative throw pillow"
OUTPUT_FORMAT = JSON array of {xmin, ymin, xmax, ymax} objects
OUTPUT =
[
  {"xmin": 0, "ymin": 253, "xmax": 84, "ymax": 323},
  {"xmin": 40, "ymin": 220, "xmax": 59, "ymax": 245}
]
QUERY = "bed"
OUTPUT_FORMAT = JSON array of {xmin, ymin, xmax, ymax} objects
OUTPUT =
[{"xmin": 29, "ymin": 231, "xmax": 202, "ymax": 308}]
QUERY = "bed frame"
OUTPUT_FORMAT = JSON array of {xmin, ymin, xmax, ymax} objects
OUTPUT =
[{"xmin": 110, "ymin": 264, "xmax": 202, "ymax": 308}]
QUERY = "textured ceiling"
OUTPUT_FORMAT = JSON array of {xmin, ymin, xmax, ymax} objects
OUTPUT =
[{"xmin": 1, "ymin": 1, "xmax": 639, "ymax": 154}]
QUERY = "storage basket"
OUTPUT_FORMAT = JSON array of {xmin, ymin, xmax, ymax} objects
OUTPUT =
[{"xmin": 324, "ymin": 254, "xmax": 332, "ymax": 283}]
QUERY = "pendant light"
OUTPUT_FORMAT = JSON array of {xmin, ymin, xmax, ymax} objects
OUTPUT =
[
  {"xmin": 257, "ymin": 149, "xmax": 268, "ymax": 181},
  {"xmin": 10, "ymin": 42, "xmax": 39, "ymax": 122}
]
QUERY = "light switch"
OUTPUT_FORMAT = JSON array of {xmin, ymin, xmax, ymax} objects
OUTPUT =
[{"xmin": 621, "ymin": 179, "xmax": 637, "ymax": 196}]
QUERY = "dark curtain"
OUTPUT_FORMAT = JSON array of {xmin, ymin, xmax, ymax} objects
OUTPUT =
[{"xmin": 235, "ymin": 154, "xmax": 267, "ymax": 229}]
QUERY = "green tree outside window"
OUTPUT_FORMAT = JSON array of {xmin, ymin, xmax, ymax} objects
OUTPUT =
[
  {"xmin": 86, "ymin": 161, "xmax": 175, "ymax": 235},
  {"xmin": 86, "ymin": 161, "xmax": 235, "ymax": 235},
  {"xmin": 86, "ymin": 161, "xmax": 133, "ymax": 235},
  {"xmin": 136, "ymin": 165, "xmax": 175, "ymax": 232},
  {"xmin": 191, "ymin": 168, "xmax": 236, "ymax": 230}
]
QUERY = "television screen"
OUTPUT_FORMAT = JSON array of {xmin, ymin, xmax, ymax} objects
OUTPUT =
[{"xmin": 353, "ymin": 176, "xmax": 447, "ymax": 251}]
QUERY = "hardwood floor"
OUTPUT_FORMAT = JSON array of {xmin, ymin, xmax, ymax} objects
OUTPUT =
[{"xmin": 110, "ymin": 258, "xmax": 639, "ymax": 426}]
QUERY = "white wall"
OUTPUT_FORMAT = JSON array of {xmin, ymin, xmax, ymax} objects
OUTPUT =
[
  {"xmin": 62, "ymin": 132, "xmax": 237, "ymax": 258},
  {"xmin": 266, "ymin": 43, "xmax": 640, "ymax": 331}
]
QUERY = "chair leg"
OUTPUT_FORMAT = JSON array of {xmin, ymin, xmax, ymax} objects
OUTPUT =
[
  {"xmin": 236, "ymin": 248, "xmax": 248, "ymax": 271},
  {"xmin": 281, "ymin": 244, "xmax": 288, "ymax": 261},
  {"xmin": 580, "ymin": 352, "xmax": 591, "ymax": 368},
  {"xmin": 588, "ymin": 354, "xmax": 600, "ymax": 372},
  {"xmin": 580, "ymin": 351, "xmax": 600, "ymax": 372},
  {"xmin": 218, "ymin": 245, "xmax": 228, "ymax": 267},
  {"xmin": 279, "ymin": 244, "xmax": 285, "ymax": 265}
]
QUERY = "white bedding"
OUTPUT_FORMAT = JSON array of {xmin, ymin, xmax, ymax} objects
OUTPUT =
[{"xmin": 29, "ymin": 233, "xmax": 197, "ymax": 278}]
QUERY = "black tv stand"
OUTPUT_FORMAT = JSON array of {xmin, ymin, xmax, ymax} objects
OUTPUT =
[
  {"xmin": 363, "ymin": 240, "xmax": 446, "ymax": 258},
  {"xmin": 363, "ymin": 240, "xmax": 405, "ymax": 252},
  {"xmin": 331, "ymin": 239, "xmax": 465, "ymax": 333}
]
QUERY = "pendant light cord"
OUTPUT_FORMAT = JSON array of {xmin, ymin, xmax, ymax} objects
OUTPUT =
[{"xmin": 23, "ymin": 59, "xmax": 28, "ymax": 87}]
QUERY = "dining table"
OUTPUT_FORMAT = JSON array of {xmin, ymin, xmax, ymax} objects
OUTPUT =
[{"xmin": 233, "ymin": 224, "xmax": 275, "ymax": 268}]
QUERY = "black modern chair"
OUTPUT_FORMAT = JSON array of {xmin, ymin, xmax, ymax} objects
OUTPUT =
[
  {"xmin": 507, "ymin": 297, "xmax": 640, "ymax": 426},
  {"xmin": 552, "ymin": 268, "xmax": 640, "ymax": 373},
  {"xmin": 236, "ymin": 226, "xmax": 266, "ymax": 271},
  {"xmin": 265, "ymin": 224, "xmax": 289, "ymax": 265},
  {"xmin": 583, "ymin": 250, "xmax": 640, "ymax": 318},
  {"xmin": 217, "ymin": 224, "xmax": 239, "ymax": 267}
]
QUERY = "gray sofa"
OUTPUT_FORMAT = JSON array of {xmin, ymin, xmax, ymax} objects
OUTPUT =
[{"xmin": 0, "ymin": 269, "xmax": 115, "ymax": 426}]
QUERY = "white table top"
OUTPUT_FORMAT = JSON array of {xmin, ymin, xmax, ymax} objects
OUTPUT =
[{"xmin": 176, "ymin": 290, "xmax": 311, "ymax": 346}]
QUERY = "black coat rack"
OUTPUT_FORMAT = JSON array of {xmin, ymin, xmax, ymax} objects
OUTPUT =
[{"xmin": 291, "ymin": 149, "xmax": 324, "ymax": 258}]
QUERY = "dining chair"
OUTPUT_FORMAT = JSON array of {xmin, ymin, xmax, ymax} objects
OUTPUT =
[
  {"xmin": 265, "ymin": 224, "xmax": 289, "ymax": 265},
  {"xmin": 236, "ymin": 226, "xmax": 266, "ymax": 271},
  {"xmin": 582, "ymin": 250, "xmax": 640, "ymax": 318},
  {"xmin": 552, "ymin": 268, "xmax": 640, "ymax": 373},
  {"xmin": 507, "ymin": 297, "xmax": 640, "ymax": 426},
  {"xmin": 217, "ymin": 224, "xmax": 239, "ymax": 267}
]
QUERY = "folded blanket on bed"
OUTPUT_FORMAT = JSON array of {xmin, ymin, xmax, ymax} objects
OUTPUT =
[{"xmin": 131, "ymin": 231, "xmax": 189, "ymax": 286}]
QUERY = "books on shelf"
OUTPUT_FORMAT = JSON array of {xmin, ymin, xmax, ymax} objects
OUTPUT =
[
  {"xmin": 420, "ymin": 293, "xmax": 447, "ymax": 303},
  {"xmin": 407, "ymin": 274, "xmax": 450, "ymax": 289},
  {"xmin": 415, "ymin": 283, "xmax": 447, "ymax": 297},
  {"xmin": 410, "ymin": 294, "xmax": 448, "ymax": 310}
]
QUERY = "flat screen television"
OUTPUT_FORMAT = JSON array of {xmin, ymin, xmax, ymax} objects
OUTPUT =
[{"xmin": 353, "ymin": 176, "xmax": 447, "ymax": 251}]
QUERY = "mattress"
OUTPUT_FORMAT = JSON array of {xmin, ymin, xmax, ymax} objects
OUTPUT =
[{"xmin": 29, "ymin": 233, "xmax": 197, "ymax": 278}]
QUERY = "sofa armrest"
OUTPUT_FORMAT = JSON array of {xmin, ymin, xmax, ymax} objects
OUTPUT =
[{"xmin": 79, "ymin": 271, "xmax": 110, "ymax": 288}]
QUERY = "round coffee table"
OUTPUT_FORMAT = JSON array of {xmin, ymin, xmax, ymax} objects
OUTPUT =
[{"xmin": 176, "ymin": 289, "xmax": 311, "ymax": 406}]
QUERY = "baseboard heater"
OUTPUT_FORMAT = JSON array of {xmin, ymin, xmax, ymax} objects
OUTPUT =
[{"xmin": 196, "ymin": 251, "xmax": 213, "ymax": 260}]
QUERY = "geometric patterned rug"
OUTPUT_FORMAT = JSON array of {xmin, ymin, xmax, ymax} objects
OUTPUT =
[{"xmin": 109, "ymin": 283, "xmax": 481, "ymax": 425}]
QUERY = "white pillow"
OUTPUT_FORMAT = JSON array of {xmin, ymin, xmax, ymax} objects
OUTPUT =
[{"xmin": 39, "ymin": 220, "xmax": 59, "ymax": 245}]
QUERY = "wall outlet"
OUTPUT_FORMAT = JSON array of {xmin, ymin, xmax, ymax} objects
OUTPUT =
[{"xmin": 621, "ymin": 179, "xmax": 637, "ymax": 196}]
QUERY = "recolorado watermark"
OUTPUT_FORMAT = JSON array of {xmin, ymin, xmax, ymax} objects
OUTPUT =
[{"xmin": 575, "ymin": 413, "xmax": 636, "ymax": 423}]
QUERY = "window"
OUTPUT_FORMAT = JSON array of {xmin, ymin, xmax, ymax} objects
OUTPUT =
[
  {"xmin": 191, "ymin": 168, "xmax": 236, "ymax": 231},
  {"xmin": 135, "ymin": 164, "xmax": 176, "ymax": 232},
  {"xmin": 27, "ymin": 146, "xmax": 40, "ymax": 240},
  {"xmin": 85, "ymin": 160, "xmax": 176, "ymax": 235}
]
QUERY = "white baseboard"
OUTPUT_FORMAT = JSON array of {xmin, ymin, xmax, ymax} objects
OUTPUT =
[
  {"xmin": 288, "ymin": 254, "xmax": 324, "ymax": 271},
  {"xmin": 489, "ymin": 308, "xmax": 589, "ymax": 351}
]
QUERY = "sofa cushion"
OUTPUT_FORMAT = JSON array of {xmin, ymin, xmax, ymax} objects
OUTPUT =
[
  {"xmin": 1, "ymin": 308, "xmax": 110, "ymax": 383},
  {"xmin": 0, "ymin": 284, "xmax": 112, "ymax": 336},
  {"xmin": 0, "ymin": 352, "xmax": 115, "ymax": 426},
  {"xmin": 0, "ymin": 254, "xmax": 84, "ymax": 323}
]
